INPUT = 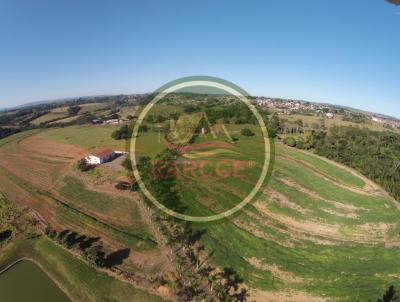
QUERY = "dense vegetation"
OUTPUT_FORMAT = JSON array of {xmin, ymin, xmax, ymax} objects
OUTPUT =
[
  {"xmin": 283, "ymin": 125, "xmax": 400, "ymax": 202},
  {"xmin": 0, "ymin": 127, "xmax": 20, "ymax": 139}
]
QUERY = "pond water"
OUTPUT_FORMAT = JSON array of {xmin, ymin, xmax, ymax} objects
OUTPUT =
[{"xmin": 0, "ymin": 260, "xmax": 70, "ymax": 302}]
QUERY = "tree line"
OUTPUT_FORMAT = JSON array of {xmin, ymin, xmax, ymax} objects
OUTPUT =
[
  {"xmin": 44, "ymin": 227, "xmax": 130, "ymax": 268},
  {"xmin": 282, "ymin": 125, "xmax": 400, "ymax": 202},
  {"xmin": 127, "ymin": 150, "xmax": 249, "ymax": 301}
]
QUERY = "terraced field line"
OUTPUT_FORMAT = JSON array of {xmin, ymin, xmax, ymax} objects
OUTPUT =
[
  {"xmin": 279, "ymin": 154, "xmax": 376, "ymax": 197},
  {"xmin": 286, "ymin": 145, "xmax": 400, "ymax": 210},
  {"xmin": 221, "ymin": 124, "xmax": 233, "ymax": 142}
]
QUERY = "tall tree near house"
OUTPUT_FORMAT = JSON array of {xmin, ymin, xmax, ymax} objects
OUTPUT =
[{"xmin": 267, "ymin": 112, "xmax": 282, "ymax": 137}]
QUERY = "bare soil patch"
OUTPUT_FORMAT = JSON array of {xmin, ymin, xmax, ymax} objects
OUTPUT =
[
  {"xmin": 246, "ymin": 257, "xmax": 304, "ymax": 284},
  {"xmin": 19, "ymin": 135, "xmax": 85, "ymax": 159}
]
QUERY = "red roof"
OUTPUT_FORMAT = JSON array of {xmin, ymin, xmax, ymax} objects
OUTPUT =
[{"xmin": 91, "ymin": 148, "xmax": 114, "ymax": 158}]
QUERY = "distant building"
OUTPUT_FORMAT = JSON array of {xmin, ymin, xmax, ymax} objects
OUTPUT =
[
  {"xmin": 85, "ymin": 148, "xmax": 115, "ymax": 165},
  {"xmin": 372, "ymin": 117, "xmax": 383, "ymax": 123},
  {"xmin": 326, "ymin": 113, "xmax": 334, "ymax": 119},
  {"xmin": 103, "ymin": 119, "xmax": 126, "ymax": 125}
]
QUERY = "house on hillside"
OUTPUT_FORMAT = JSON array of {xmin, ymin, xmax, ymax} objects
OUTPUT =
[
  {"xmin": 85, "ymin": 148, "xmax": 115, "ymax": 165},
  {"xmin": 326, "ymin": 112, "xmax": 334, "ymax": 119}
]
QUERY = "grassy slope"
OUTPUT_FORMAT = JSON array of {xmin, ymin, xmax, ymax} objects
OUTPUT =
[
  {"xmin": 178, "ymin": 140, "xmax": 400, "ymax": 301},
  {"xmin": 0, "ymin": 129, "xmax": 160, "ymax": 274},
  {"xmin": 38, "ymin": 125, "xmax": 126, "ymax": 150},
  {"xmin": 58, "ymin": 176, "xmax": 154, "ymax": 248},
  {"xmin": 4, "ymin": 121, "xmax": 400, "ymax": 300},
  {"xmin": 0, "ymin": 236, "xmax": 166, "ymax": 302}
]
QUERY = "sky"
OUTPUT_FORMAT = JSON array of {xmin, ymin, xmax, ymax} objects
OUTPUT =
[{"xmin": 0, "ymin": 0, "xmax": 399, "ymax": 117}]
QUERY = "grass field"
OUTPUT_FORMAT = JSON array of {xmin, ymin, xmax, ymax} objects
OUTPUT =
[
  {"xmin": 3, "ymin": 118, "xmax": 400, "ymax": 301},
  {"xmin": 135, "ymin": 110, "xmax": 400, "ymax": 301},
  {"xmin": 58, "ymin": 176, "xmax": 153, "ymax": 246},
  {"xmin": 185, "ymin": 142, "xmax": 400, "ymax": 301},
  {"xmin": 0, "ymin": 127, "xmax": 172, "ymax": 283},
  {"xmin": 119, "ymin": 106, "xmax": 139, "ymax": 119},
  {"xmin": 78, "ymin": 102, "xmax": 110, "ymax": 114},
  {"xmin": 38, "ymin": 125, "xmax": 127, "ymax": 150}
]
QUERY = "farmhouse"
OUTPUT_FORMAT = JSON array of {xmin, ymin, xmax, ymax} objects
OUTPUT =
[
  {"xmin": 326, "ymin": 112, "xmax": 334, "ymax": 119},
  {"xmin": 85, "ymin": 148, "xmax": 115, "ymax": 165}
]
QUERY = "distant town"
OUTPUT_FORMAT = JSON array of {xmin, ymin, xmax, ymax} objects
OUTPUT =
[{"xmin": 256, "ymin": 97, "xmax": 400, "ymax": 129}]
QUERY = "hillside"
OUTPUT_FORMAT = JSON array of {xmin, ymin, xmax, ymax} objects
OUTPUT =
[
  {"xmin": 0, "ymin": 128, "xmax": 175, "ymax": 301},
  {"xmin": 1, "ymin": 111, "xmax": 400, "ymax": 301},
  {"xmin": 194, "ymin": 143, "xmax": 400, "ymax": 301}
]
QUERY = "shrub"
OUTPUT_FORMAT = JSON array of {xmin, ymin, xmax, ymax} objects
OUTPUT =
[
  {"xmin": 111, "ymin": 125, "xmax": 130, "ymax": 140},
  {"xmin": 77, "ymin": 158, "xmax": 91, "ymax": 172},
  {"xmin": 283, "ymin": 136, "xmax": 296, "ymax": 147},
  {"xmin": 240, "ymin": 128, "xmax": 255, "ymax": 137},
  {"xmin": 115, "ymin": 182, "xmax": 129, "ymax": 190},
  {"xmin": 121, "ymin": 158, "xmax": 133, "ymax": 171}
]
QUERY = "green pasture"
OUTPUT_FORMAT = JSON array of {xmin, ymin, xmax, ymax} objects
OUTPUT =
[{"xmin": 38, "ymin": 125, "xmax": 126, "ymax": 150}]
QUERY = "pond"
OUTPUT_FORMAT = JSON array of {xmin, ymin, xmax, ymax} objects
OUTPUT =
[{"xmin": 0, "ymin": 260, "xmax": 70, "ymax": 302}]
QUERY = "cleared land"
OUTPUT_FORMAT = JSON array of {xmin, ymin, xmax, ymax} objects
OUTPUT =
[
  {"xmin": 0, "ymin": 128, "xmax": 174, "ymax": 300},
  {"xmin": 2, "ymin": 119, "xmax": 400, "ymax": 301},
  {"xmin": 133, "ymin": 103, "xmax": 400, "ymax": 300},
  {"xmin": 189, "ymin": 142, "xmax": 400, "ymax": 301},
  {"xmin": 37, "ymin": 125, "xmax": 127, "ymax": 150}
]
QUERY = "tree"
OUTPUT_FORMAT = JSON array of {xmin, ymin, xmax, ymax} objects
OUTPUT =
[
  {"xmin": 283, "ymin": 136, "xmax": 296, "ymax": 147},
  {"xmin": 378, "ymin": 285, "xmax": 399, "ymax": 302},
  {"xmin": 267, "ymin": 113, "xmax": 282, "ymax": 137},
  {"xmin": 44, "ymin": 227, "xmax": 57, "ymax": 239},
  {"xmin": 240, "ymin": 128, "xmax": 255, "ymax": 137},
  {"xmin": 121, "ymin": 158, "xmax": 133, "ymax": 171},
  {"xmin": 85, "ymin": 244, "xmax": 105, "ymax": 267},
  {"xmin": 111, "ymin": 125, "xmax": 130, "ymax": 140},
  {"xmin": 0, "ymin": 230, "xmax": 12, "ymax": 243},
  {"xmin": 67, "ymin": 105, "xmax": 81, "ymax": 115},
  {"xmin": 139, "ymin": 125, "xmax": 149, "ymax": 133},
  {"xmin": 77, "ymin": 158, "xmax": 91, "ymax": 172}
]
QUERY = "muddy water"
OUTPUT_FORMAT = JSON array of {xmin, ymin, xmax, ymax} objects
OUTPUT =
[{"xmin": 0, "ymin": 260, "xmax": 70, "ymax": 302}]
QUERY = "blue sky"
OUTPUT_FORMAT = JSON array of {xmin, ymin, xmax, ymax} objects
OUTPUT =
[{"xmin": 0, "ymin": 0, "xmax": 399, "ymax": 117}]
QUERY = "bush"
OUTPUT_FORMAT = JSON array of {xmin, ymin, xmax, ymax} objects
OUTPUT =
[
  {"xmin": 115, "ymin": 182, "xmax": 129, "ymax": 190},
  {"xmin": 295, "ymin": 138, "xmax": 305, "ymax": 149},
  {"xmin": 138, "ymin": 125, "xmax": 149, "ymax": 133},
  {"xmin": 68, "ymin": 105, "xmax": 81, "ymax": 115},
  {"xmin": 111, "ymin": 125, "xmax": 130, "ymax": 140},
  {"xmin": 121, "ymin": 158, "xmax": 133, "ymax": 171},
  {"xmin": 131, "ymin": 181, "xmax": 139, "ymax": 191},
  {"xmin": 77, "ymin": 158, "xmax": 91, "ymax": 172},
  {"xmin": 283, "ymin": 136, "xmax": 296, "ymax": 147},
  {"xmin": 240, "ymin": 128, "xmax": 255, "ymax": 137}
]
